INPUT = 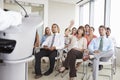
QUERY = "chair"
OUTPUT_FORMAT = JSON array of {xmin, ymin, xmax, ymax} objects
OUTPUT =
[
  {"xmin": 57, "ymin": 57, "xmax": 88, "ymax": 80},
  {"xmin": 76, "ymin": 59, "xmax": 88, "ymax": 80},
  {"xmin": 99, "ymin": 55, "xmax": 115, "ymax": 80},
  {"xmin": 32, "ymin": 47, "xmax": 64, "ymax": 75},
  {"xmin": 88, "ymin": 54, "xmax": 116, "ymax": 80},
  {"xmin": 54, "ymin": 49, "xmax": 67, "ymax": 77}
]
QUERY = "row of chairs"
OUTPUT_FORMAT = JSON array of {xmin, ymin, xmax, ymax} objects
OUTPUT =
[
  {"xmin": 33, "ymin": 46, "xmax": 117, "ymax": 80},
  {"xmin": 56, "ymin": 48, "xmax": 117, "ymax": 80}
]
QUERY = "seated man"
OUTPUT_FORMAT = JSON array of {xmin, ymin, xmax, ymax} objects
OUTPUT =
[
  {"xmin": 88, "ymin": 25, "xmax": 114, "ymax": 80},
  {"xmin": 34, "ymin": 24, "xmax": 64, "ymax": 79}
]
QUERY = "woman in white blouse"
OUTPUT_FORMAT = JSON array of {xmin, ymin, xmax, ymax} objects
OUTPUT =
[{"xmin": 59, "ymin": 26, "xmax": 87, "ymax": 80}]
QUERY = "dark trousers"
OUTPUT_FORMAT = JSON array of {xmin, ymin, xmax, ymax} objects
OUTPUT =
[
  {"xmin": 63, "ymin": 49, "xmax": 83, "ymax": 77},
  {"xmin": 35, "ymin": 48, "xmax": 57, "ymax": 75}
]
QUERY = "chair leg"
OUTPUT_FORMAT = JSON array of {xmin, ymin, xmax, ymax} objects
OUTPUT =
[
  {"xmin": 77, "ymin": 61, "xmax": 88, "ymax": 80},
  {"xmin": 113, "ymin": 58, "xmax": 117, "ymax": 75}
]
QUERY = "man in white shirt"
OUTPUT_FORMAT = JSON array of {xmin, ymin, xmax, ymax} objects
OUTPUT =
[
  {"xmin": 88, "ymin": 25, "xmax": 114, "ymax": 80},
  {"xmin": 106, "ymin": 27, "xmax": 116, "ymax": 46},
  {"xmin": 34, "ymin": 24, "xmax": 64, "ymax": 79}
]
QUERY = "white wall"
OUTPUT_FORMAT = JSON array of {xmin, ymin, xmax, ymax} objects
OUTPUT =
[
  {"xmin": 4, "ymin": 3, "xmax": 32, "ymax": 15},
  {"xmin": 17, "ymin": 0, "xmax": 48, "ymax": 28},
  {"xmin": 0, "ymin": 0, "xmax": 3, "ymax": 8},
  {"xmin": 48, "ymin": 1, "xmax": 75, "ymax": 34},
  {"xmin": 110, "ymin": 0, "xmax": 120, "ymax": 66}
]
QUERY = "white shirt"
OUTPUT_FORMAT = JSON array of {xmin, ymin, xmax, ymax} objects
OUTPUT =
[
  {"xmin": 68, "ymin": 36, "xmax": 87, "ymax": 50},
  {"xmin": 74, "ymin": 37, "xmax": 87, "ymax": 49},
  {"xmin": 42, "ymin": 33, "xmax": 65, "ymax": 50},
  {"xmin": 88, "ymin": 36, "xmax": 114, "ymax": 53}
]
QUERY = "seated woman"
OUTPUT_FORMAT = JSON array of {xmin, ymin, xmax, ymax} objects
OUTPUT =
[
  {"xmin": 85, "ymin": 27, "xmax": 97, "ymax": 66},
  {"xmin": 71, "ymin": 27, "xmax": 77, "ymax": 36},
  {"xmin": 85, "ymin": 27, "xmax": 97, "ymax": 47},
  {"xmin": 64, "ymin": 20, "xmax": 74, "ymax": 53},
  {"xmin": 40, "ymin": 27, "xmax": 51, "ymax": 62},
  {"xmin": 59, "ymin": 26, "xmax": 87, "ymax": 80},
  {"xmin": 84, "ymin": 24, "xmax": 90, "ymax": 36},
  {"xmin": 41, "ymin": 27, "xmax": 51, "ymax": 45},
  {"xmin": 64, "ymin": 28, "xmax": 71, "ymax": 53}
]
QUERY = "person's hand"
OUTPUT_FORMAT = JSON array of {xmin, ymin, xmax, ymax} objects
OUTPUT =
[
  {"xmin": 84, "ymin": 49, "xmax": 89, "ymax": 54},
  {"xmin": 43, "ymin": 45, "xmax": 49, "ymax": 50},
  {"xmin": 70, "ymin": 20, "xmax": 74, "ymax": 26},
  {"xmin": 68, "ymin": 20, "xmax": 74, "ymax": 29},
  {"xmin": 72, "ymin": 47, "xmax": 79, "ymax": 51},
  {"xmin": 49, "ymin": 46, "xmax": 56, "ymax": 51},
  {"xmin": 64, "ymin": 44, "xmax": 69, "ymax": 48}
]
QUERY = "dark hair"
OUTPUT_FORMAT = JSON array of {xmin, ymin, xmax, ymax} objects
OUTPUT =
[
  {"xmin": 76, "ymin": 26, "xmax": 85, "ymax": 36},
  {"xmin": 106, "ymin": 27, "xmax": 111, "ymax": 32},
  {"xmin": 71, "ymin": 27, "xmax": 77, "ymax": 35},
  {"xmin": 90, "ymin": 27, "xmax": 95, "ymax": 31},
  {"xmin": 99, "ymin": 25, "xmax": 106, "ymax": 30},
  {"xmin": 72, "ymin": 27, "xmax": 77, "ymax": 30},
  {"xmin": 85, "ymin": 24, "xmax": 90, "ymax": 28},
  {"xmin": 65, "ymin": 28, "xmax": 71, "ymax": 32}
]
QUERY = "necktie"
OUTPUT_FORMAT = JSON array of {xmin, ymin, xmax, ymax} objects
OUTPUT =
[
  {"xmin": 99, "ymin": 37, "xmax": 103, "ymax": 51},
  {"xmin": 50, "ymin": 34, "xmax": 55, "ymax": 47}
]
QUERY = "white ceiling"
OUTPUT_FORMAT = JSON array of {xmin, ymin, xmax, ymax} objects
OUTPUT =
[{"xmin": 49, "ymin": 0, "xmax": 81, "ymax": 4}]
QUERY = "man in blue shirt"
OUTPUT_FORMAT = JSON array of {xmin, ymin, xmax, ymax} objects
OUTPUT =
[{"xmin": 88, "ymin": 25, "xmax": 114, "ymax": 80}]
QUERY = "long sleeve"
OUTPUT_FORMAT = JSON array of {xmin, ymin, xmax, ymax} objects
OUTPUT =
[
  {"xmin": 88, "ymin": 37, "xmax": 114, "ymax": 53},
  {"xmin": 88, "ymin": 38, "xmax": 96, "ymax": 53},
  {"xmin": 55, "ymin": 34, "xmax": 65, "ymax": 50},
  {"xmin": 41, "ymin": 33, "xmax": 65, "ymax": 50},
  {"xmin": 41, "ymin": 36, "xmax": 51, "ymax": 48}
]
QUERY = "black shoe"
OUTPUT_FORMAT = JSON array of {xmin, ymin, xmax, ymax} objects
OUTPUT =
[
  {"xmin": 34, "ymin": 74, "xmax": 42, "ymax": 79},
  {"xmin": 44, "ymin": 70, "xmax": 53, "ymax": 76},
  {"xmin": 88, "ymin": 63, "xmax": 92, "ymax": 67},
  {"xmin": 99, "ymin": 65, "xmax": 103, "ymax": 70}
]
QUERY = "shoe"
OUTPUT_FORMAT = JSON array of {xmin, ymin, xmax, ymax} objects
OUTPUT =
[
  {"xmin": 42, "ymin": 59, "xmax": 46, "ymax": 63},
  {"xmin": 99, "ymin": 65, "xmax": 103, "ymax": 70},
  {"xmin": 44, "ymin": 70, "xmax": 53, "ymax": 76},
  {"xmin": 88, "ymin": 63, "xmax": 92, "ymax": 67},
  {"xmin": 34, "ymin": 74, "xmax": 42, "ymax": 79},
  {"xmin": 58, "ymin": 67, "xmax": 66, "ymax": 73}
]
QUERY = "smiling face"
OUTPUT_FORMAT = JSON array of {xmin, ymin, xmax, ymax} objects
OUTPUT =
[
  {"xmin": 77, "ymin": 28, "xmax": 83, "ymax": 35},
  {"xmin": 45, "ymin": 27, "xmax": 51, "ymax": 35},
  {"xmin": 76, "ymin": 26, "xmax": 85, "ymax": 36},
  {"xmin": 71, "ymin": 27, "xmax": 77, "ymax": 35},
  {"xmin": 89, "ymin": 27, "xmax": 94, "ymax": 35}
]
